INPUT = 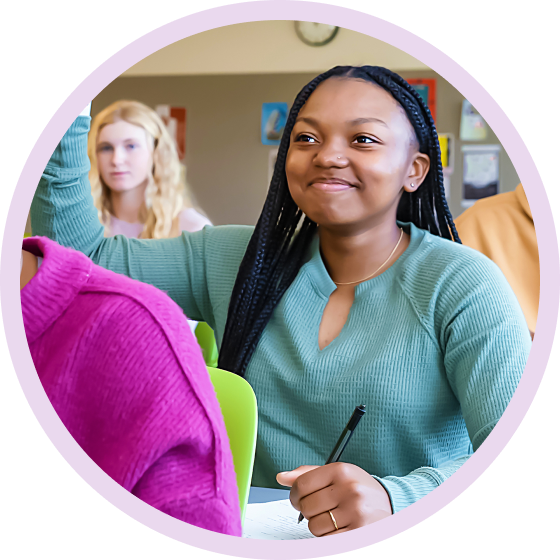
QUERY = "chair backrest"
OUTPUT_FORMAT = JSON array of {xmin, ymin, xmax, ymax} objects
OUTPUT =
[
  {"xmin": 195, "ymin": 322, "xmax": 219, "ymax": 367},
  {"xmin": 207, "ymin": 366, "xmax": 257, "ymax": 524}
]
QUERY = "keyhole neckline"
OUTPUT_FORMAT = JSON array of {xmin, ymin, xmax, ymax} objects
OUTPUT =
[{"xmin": 304, "ymin": 221, "xmax": 420, "ymax": 300}]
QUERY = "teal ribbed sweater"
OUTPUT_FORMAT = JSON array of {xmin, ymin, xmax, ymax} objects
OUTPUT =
[{"xmin": 31, "ymin": 117, "xmax": 531, "ymax": 513}]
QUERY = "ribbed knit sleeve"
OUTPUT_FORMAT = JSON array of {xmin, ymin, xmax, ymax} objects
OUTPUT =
[
  {"xmin": 371, "ymin": 241, "xmax": 531, "ymax": 513},
  {"xmin": 30, "ymin": 116, "xmax": 250, "ymax": 326},
  {"xmin": 372, "ymin": 456, "xmax": 471, "ymax": 513},
  {"xmin": 31, "ymin": 116, "xmax": 105, "ymax": 257}
]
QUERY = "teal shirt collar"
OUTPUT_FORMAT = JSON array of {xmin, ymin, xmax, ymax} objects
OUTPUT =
[{"xmin": 304, "ymin": 222, "xmax": 425, "ymax": 299}]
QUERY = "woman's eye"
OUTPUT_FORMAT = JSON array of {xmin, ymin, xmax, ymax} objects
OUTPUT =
[
  {"xmin": 295, "ymin": 134, "xmax": 317, "ymax": 143},
  {"xmin": 127, "ymin": 143, "xmax": 137, "ymax": 150},
  {"xmin": 353, "ymin": 136, "xmax": 376, "ymax": 144},
  {"xmin": 98, "ymin": 146, "xmax": 112, "ymax": 152}
]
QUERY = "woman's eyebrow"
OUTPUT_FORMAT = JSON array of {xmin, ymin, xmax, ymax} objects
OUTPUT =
[
  {"xmin": 294, "ymin": 116, "xmax": 388, "ymax": 127},
  {"xmin": 294, "ymin": 116, "xmax": 320, "ymax": 127},
  {"xmin": 97, "ymin": 138, "xmax": 141, "ymax": 145},
  {"xmin": 348, "ymin": 117, "xmax": 388, "ymax": 127}
]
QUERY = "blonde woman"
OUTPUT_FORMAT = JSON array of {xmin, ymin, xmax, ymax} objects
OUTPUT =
[
  {"xmin": 90, "ymin": 100, "xmax": 210, "ymax": 335},
  {"xmin": 89, "ymin": 100, "xmax": 211, "ymax": 239}
]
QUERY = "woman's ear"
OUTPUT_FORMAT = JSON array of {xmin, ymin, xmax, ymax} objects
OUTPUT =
[{"xmin": 403, "ymin": 152, "xmax": 430, "ymax": 193}]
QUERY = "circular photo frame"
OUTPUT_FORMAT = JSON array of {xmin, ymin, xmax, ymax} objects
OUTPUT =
[{"xmin": 2, "ymin": 2, "xmax": 557, "ymax": 559}]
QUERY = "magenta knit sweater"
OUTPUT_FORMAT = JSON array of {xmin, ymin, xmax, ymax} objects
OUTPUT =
[{"xmin": 21, "ymin": 236, "xmax": 242, "ymax": 536}]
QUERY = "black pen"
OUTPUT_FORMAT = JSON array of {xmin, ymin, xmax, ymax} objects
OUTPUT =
[{"xmin": 297, "ymin": 404, "xmax": 366, "ymax": 523}]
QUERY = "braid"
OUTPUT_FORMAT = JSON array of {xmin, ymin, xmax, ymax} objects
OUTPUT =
[
  {"xmin": 219, "ymin": 65, "xmax": 461, "ymax": 377},
  {"xmin": 218, "ymin": 73, "xmax": 330, "ymax": 374},
  {"xmin": 373, "ymin": 68, "xmax": 460, "ymax": 242}
]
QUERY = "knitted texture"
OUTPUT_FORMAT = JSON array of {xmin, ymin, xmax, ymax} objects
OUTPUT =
[
  {"xmin": 31, "ymin": 117, "xmax": 531, "ymax": 513},
  {"xmin": 21, "ymin": 236, "xmax": 241, "ymax": 536}
]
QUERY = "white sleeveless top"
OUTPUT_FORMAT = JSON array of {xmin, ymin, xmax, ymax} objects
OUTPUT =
[{"xmin": 108, "ymin": 208, "xmax": 212, "ymax": 239}]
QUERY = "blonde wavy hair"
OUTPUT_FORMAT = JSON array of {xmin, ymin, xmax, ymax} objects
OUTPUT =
[{"xmin": 89, "ymin": 100, "xmax": 190, "ymax": 239}]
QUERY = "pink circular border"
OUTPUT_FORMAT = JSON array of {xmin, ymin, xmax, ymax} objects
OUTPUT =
[{"xmin": 2, "ymin": 2, "xmax": 557, "ymax": 558}]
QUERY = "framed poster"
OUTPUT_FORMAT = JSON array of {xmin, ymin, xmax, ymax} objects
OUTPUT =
[
  {"xmin": 155, "ymin": 105, "xmax": 187, "ymax": 160},
  {"xmin": 261, "ymin": 102, "xmax": 288, "ymax": 145},
  {"xmin": 407, "ymin": 78, "xmax": 437, "ymax": 126},
  {"xmin": 460, "ymin": 100, "xmax": 488, "ymax": 141},
  {"xmin": 461, "ymin": 144, "xmax": 500, "ymax": 207},
  {"xmin": 438, "ymin": 133, "xmax": 454, "ymax": 171},
  {"xmin": 438, "ymin": 133, "xmax": 455, "ymax": 200}
]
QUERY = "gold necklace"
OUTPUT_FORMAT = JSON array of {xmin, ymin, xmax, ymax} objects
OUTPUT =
[{"xmin": 333, "ymin": 228, "xmax": 404, "ymax": 286}]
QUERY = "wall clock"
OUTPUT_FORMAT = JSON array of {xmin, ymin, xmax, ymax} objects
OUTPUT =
[{"xmin": 294, "ymin": 22, "xmax": 339, "ymax": 47}]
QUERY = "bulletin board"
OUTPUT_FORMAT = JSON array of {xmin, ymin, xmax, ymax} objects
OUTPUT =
[{"xmin": 407, "ymin": 79, "xmax": 437, "ymax": 126}]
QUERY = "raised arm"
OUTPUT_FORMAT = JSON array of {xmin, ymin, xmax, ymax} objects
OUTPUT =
[
  {"xmin": 30, "ymin": 113, "xmax": 221, "ymax": 322},
  {"xmin": 31, "ymin": 113, "xmax": 105, "ymax": 257}
]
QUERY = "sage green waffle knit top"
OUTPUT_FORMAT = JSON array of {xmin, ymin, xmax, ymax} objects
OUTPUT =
[{"xmin": 31, "ymin": 117, "xmax": 531, "ymax": 513}]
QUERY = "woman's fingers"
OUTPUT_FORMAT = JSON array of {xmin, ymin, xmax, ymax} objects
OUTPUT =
[
  {"xmin": 298, "ymin": 483, "xmax": 340, "ymax": 520},
  {"xmin": 307, "ymin": 507, "xmax": 348, "ymax": 537},
  {"xmin": 278, "ymin": 462, "xmax": 393, "ymax": 535},
  {"xmin": 276, "ymin": 465, "xmax": 320, "ymax": 488},
  {"xmin": 289, "ymin": 463, "xmax": 345, "ymax": 510},
  {"xmin": 308, "ymin": 506, "xmax": 392, "ymax": 537}
]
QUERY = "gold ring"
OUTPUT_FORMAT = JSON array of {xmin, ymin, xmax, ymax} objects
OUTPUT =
[{"xmin": 328, "ymin": 509, "xmax": 339, "ymax": 531}]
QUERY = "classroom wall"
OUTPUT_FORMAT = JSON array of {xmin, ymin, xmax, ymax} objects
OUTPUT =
[
  {"xmin": 92, "ymin": 70, "xmax": 519, "ymax": 226},
  {"xmin": 124, "ymin": 21, "xmax": 429, "ymax": 76}
]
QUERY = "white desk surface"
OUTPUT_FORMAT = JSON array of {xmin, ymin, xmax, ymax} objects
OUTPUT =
[{"xmin": 243, "ymin": 490, "xmax": 313, "ymax": 540}]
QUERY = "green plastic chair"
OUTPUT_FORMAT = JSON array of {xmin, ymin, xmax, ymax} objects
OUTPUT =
[
  {"xmin": 195, "ymin": 322, "xmax": 219, "ymax": 367},
  {"xmin": 208, "ymin": 366, "xmax": 258, "ymax": 525}
]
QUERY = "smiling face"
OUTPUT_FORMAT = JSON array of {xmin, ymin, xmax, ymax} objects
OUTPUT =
[
  {"xmin": 285, "ymin": 77, "xmax": 429, "ymax": 233},
  {"xmin": 96, "ymin": 120, "xmax": 154, "ymax": 193}
]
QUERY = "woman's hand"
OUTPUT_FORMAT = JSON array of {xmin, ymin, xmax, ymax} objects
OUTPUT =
[{"xmin": 276, "ymin": 463, "xmax": 392, "ymax": 536}]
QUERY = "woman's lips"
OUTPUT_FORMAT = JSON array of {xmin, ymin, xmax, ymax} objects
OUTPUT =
[
  {"xmin": 111, "ymin": 172, "xmax": 129, "ymax": 177},
  {"xmin": 310, "ymin": 181, "xmax": 354, "ymax": 192}
]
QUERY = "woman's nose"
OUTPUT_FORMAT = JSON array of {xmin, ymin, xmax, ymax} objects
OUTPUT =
[
  {"xmin": 314, "ymin": 143, "xmax": 348, "ymax": 167},
  {"xmin": 112, "ymin": 147, "xmax": 126, "ymax": 165}
]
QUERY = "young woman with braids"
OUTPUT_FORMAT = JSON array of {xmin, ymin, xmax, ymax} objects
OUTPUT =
[{"xmin": 31, "ymin": 66, "xmax": 530, "ymax": 536}]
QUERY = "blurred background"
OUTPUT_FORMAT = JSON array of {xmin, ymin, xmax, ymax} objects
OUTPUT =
[{"xmin": 53, "ymin": 21, "xmax": 520, "ymax": 228}]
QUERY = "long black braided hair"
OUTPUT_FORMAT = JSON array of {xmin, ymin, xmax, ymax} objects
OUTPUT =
[{"xmin": 218, "ymin": 65, "xmax": 461, "ymax": 377}]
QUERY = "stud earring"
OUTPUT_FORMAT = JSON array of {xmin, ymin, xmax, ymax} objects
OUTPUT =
[{"xmin": 410, "ymin": 183, "xmax": 415, "ymax": 187}]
